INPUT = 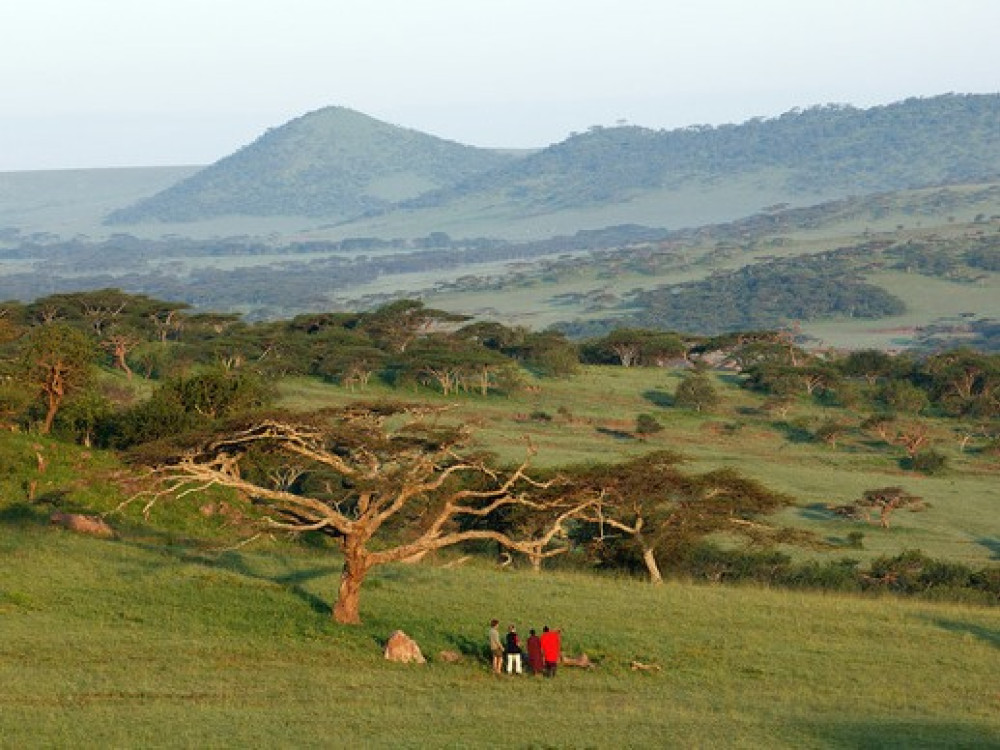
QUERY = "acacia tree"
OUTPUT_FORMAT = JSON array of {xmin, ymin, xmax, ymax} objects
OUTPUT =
[
  {"xmin": 136, "ymin": 404, "xmax": 589, "ymax": 624},
  {"xmin": 20, "ymin": 323, "xmax": 96, "ymax": 434},
  {"xmin": 829, "ymin": 487, "xmax": 925, "ymax": 529},
  {"xmin": 564, "ymin": 451, "xmax": 795, "ymax": 584}
]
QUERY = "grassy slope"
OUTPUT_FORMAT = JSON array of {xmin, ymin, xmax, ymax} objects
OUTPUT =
[
  {"xmin": 2, "ymin": 526, "xmax": 998, "ymax": 748},
  {"xmin": 279, "ymin": 366, "xmax": 1000, "ymax": 567},
  {"xmin": 0, "ymin": 373, "xmax": 996, "ymax": 746}
]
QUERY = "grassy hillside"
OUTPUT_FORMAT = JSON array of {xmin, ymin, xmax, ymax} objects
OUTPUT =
[
  {"xmin": 2, "ymin": 517, "xmax": 997, "ymax": 747},
  {"xmin": 106, "ymin": 107, "xmax": 522, "ymax": 224}
]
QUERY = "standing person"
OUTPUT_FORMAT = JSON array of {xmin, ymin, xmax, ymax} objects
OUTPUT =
[
  {"xmin": 488, "ymin": 619, "xmax": 503, "ymax": 674},
  {"xmin": 504, "ymin": 624, "xmax": 523, "ymax": 675},
  {"xmin": 540, "ymin": 625, "xmax": 561, "ymax": 678},
  {"xmin": 527, "ymin": 628, "xmax": 544, "ymax": 676}
]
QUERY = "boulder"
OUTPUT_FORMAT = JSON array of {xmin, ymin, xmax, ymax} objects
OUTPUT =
[
  {"xmin": 50, "ymin": 512, "xmax": 114, "ymax": 539},
  {"xmin": 383, "ymin": 630, "xmax": 426, "ymax": 664},
  {"xmin": 437, "ymin": 650, "xmax": 462, "ymax": 663}
]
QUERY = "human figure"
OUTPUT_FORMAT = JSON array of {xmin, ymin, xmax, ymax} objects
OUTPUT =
[
  {"xmin": 504, "ymin": 625, "xmax": 523, "ymax": 675},
  {"xmin": 540, "ymin": 625, "xmax": 561, "ymax": 678},
  {"xmin": 488, "ymin": 619, "xmax": 503, "ymax": 674},
  {"xmin": 526, "ymin": 628, "xmax": 544, "ymax": 676}
]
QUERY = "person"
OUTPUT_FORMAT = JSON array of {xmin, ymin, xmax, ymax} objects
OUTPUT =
[
  {"xmin": 504, "ymin": 624, "xmax": 523, "ymax": 675},
  {"xmin": 488, "ymin": 619, "xmax": 503, "ymax": 674},
  {"xmin": 540, "ymin": 625, "xmax": 561, "ymax": 678},
  {"xmin": 526, "ymin": 628, "xmax": 544, "ymax": 676}
]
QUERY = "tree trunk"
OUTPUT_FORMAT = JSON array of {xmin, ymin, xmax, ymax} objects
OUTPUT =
[
  {"xmin": 333, "ymin": 547, "xmax": 370, "ymax": 625},
  {"xmin": 42, "ymin": 391, "xmax": 61, "ymax": 435},
  {"xmin": 641, "ymin": 546, "xmax": 663, "ymax": 585}
]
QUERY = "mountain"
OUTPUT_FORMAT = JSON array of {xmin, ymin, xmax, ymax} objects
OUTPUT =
[
  {"xmin": 407, "ymin": 93, "xmax": 1000, "ymax": 212},
  {"xmin": 105, "ymin": 94, "xmax": 1000, "ymax": 234},
  {"xmin": 105, "ymin": 107, "xmax": 523, "ymax": 223}
]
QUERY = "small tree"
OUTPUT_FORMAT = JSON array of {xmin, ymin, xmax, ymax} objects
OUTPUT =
[
  {"xmin": 674, "ymin": 372, "xmax": 719, "ymax": 413},
  {"xmin": 635, "ymin": 413, "xmax": 663, "ymax": 437},
  {"xmin": 829, "ymin": 487, "xmax": 925, "ymax": 529},
  {"xmin": 19, "ymin": 323, "xmax": 96, "ymax": 434}
]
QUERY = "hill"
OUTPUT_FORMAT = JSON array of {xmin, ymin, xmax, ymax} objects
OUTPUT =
[
  {"xmin": 103, "ymin": 94, "xmax": 1000, "ymax": 239},
  {"xmin": 105, "ymin": 107, "xmax": 523, "ymax": 223}
]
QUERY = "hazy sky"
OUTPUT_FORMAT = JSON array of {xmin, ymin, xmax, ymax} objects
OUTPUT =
[{"xmin": 2, "ymin": 0, "xmax": 997, "ymax": 171}]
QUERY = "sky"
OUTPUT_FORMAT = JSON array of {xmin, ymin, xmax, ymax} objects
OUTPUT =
[{"xmin": 1, "ymin": 0, "xmax": 998, "ymax": 171}]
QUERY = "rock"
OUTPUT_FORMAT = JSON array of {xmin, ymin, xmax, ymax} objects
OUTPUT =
[
  {"xmin": 383, "ymin": 630, "xmax": 426, "ymax": 664},
  {"xmin": 50, "ymin": 512, "xmax": 114, "ymax": 539},
  {"xmin": 437, "ymin": 650, "xmax": 462, "ymax": 663}
]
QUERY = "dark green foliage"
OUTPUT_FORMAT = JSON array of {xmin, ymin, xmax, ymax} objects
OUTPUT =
[
  {"xmin": 99, "ymin": 368, "xmax": 274, "ymax": 449},
  {"xmin": 877, "ymin": 379, "xmax": 930, "ymax": 415},
  {"xmin": 674, "ymin": 372, "xmax": 719, "ymax": 412},
  {"xmin": 668, "ymin": 544, "xmax": 998, "ymax": 603},
  {"xmin": 626, "ymin": 256, "xmax": 906, "ymax": 335},
  {"xmin": 635, "ymin": 413, "xmax": 663, "ymax": 435},
  {"xmin": 904, "ymin": 450, "xmax": 949, "ymax": 475},
  {"xmin": 864, "ymin": 550, "xmax": 1000, "ymax": 603}
]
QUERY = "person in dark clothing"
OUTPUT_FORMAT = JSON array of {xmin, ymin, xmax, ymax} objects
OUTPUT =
[
  {"xmin": 526, "ymin": 629, "xmax": 544, "ymax": 675},
  {"xmin": 504, "ymin": 625, "xmax": 523, "ymax": 674}
]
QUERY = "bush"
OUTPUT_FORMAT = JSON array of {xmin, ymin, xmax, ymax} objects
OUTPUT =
[
  {"xmin": 635, "ymin": 413, "xmax": 663, "ymax": 435},
  {"xmin": 904, "ymin": 449, "xmax": 949, "ymax": 475}
]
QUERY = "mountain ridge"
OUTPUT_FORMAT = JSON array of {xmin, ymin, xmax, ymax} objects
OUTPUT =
[{"xmin": 105, "ymin": 94, "xmax": 1000, "ymax": 234}]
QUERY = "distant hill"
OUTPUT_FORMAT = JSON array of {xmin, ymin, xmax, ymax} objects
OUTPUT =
[
  {"xmin": 401, "ymin": 93, "xmax": 1000, "ymax": 211},
  {"xmin": 105, "ymin": 94, "xmax": 1000, "ymax": 234},
  {"xmin": 105, "ymin": 107, "xmax": 523, "ymax": 223}
]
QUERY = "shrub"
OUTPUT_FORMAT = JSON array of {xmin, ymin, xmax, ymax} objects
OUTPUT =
[
  {"xmin": 635, "ymin": 413, "xmax": 663, "ymax": 435},
  {"xmin": 904, "ymin": 449, "xmax": 948, "ymax": 475}
]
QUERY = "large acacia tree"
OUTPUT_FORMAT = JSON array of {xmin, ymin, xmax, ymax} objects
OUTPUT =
[{"xmin": 139, "ymin": 404, "xmax": 588, "ymax": 624}]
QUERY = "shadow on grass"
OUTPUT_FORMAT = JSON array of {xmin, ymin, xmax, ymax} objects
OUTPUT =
[
  {"xmin": 596, "ymin": 427, "xmax": 636, "ymax": 441},
  {"xmin": 976, "ymin": 537, "xmax": 1000, "ymax": 561},
  {"xmin": 0, "ymin": 502, "xmax": 49, "ymax": 527},
  {"xmin": 642, "ymin": 389, "xmax": 673, "ymax": 408},
  {"xmin": 772, "ymin": 420, "xmax": 814, "ymax": 443},
  {"xmin": 926, "ymin": 617, "xmax": 1000, "ymax": 650},
  {"xmin": 803, "ymin": 718, "xmax": 1000, "ymax": 748},
  {"xmin": 799, "ymin": 502, "xmax": 838, "ymax": 522},
  {"xmin": 119, "ymin": 534, "xmax": 339, "ymax": 617}
]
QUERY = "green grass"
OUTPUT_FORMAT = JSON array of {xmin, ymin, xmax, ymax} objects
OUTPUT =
[
  {"xmin": 1, "ymin": 525, "xmax": 998, "ymax": 748},
  {"xmin": 278, "ymin": 366, "xmax": 1000, "ymax": 567}
]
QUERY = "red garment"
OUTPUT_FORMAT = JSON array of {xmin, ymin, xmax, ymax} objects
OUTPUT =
[
  {"xmin": 540, "ymin": 629, "xmax": 561, "ymax": 663},
  {"xmin": 527, "ymin": 634, "xmax": 544, "ymax": 673}
]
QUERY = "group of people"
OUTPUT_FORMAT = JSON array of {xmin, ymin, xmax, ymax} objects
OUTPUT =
[{"xmin": 489, "ymin": 619, "xmax": 561, "ymax": 677}]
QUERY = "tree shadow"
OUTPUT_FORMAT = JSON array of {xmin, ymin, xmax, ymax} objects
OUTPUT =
[
  {"xmin": 642, "ymin": 389, "xmax": 673, "ymax": 408},
  {"xmin": 975, "ymin": 537, "xmax": 1000, "ymax": 561},
  {"xmin": 800, "ymin": 717, "xmax": 1000, "ymax": 747},
  {"xmin": 120, "ymin": 537, "xmax": 338, "ymax": 617},
  {"xmin": 772, "ymin": 420, "xmax": 814, "ymax": 443},
  {"xmin": 798, "ymin": 502, "xmax": 838, "ymax": 521},
  {"xmin": 0, "ymin": 502, "xmax": 49, "ymax": 527},
  {"xmin": 925, "ymin": 616, "xmax": 1000, "ymax": 649},
  {"xmin": 596, "ymin": 427, "xmax": 635, "ymax": 441}
]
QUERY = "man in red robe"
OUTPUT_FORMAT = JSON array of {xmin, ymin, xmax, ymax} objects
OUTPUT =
[{"xmin": 540, "ymin": 625, "xmax": 561, "ymax": 678}]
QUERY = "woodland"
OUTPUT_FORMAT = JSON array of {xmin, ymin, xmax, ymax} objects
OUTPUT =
[{"xmin": 2, "ymin": 290, "xmax": 997, "ymax": 624}]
